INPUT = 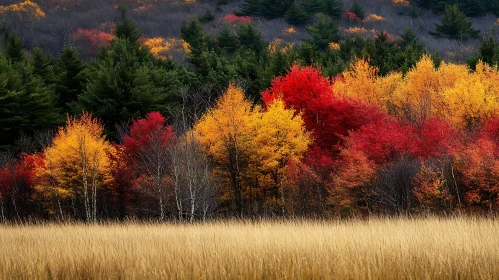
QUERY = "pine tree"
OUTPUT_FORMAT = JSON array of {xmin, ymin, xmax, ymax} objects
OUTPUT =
[
  {"xmin": 350, "ymin": 1, "xmax": 365, "ymax": 20},
  {"xmin": 115, "ymin": 7, "xmax": 142, "ymax": 44},
  {"xmin": 217, "ymin": 26, "xmax": 240, "ymax": 54},
  {"xmin": 54, "ymin": 46, "xmax": 86, "ymax": 111},
  {"xmin": 410, "ymin": 0, "xmax": 433, "ymax": 9},
  {"xmin": 240, "ymin": 0, "xmax": 262, "ymax": 16},
  {"xmin": 457, "ymin": 0, "xmax": 485, "ymax": 17},
  {"xmin": 306, "ymin": 14, "xmax": 340, "ymax": 49},
  {"xmin": 181, "ymin": 18, "xmax": 210, "ymax": 69},
  {"xmin": 31, "ymin": 47, "xmax": 55, "ymax": 82},
  {"xmin": 0, "ymin": 55, "xmax": 25, "ymax": 147},
  {"xmin": 262, "ymin": 0, "xmax": 294, "ymax": 19},
  {"xmin": 0, "ymin": 54, "xmax": 61, "ymax": 147},
  {"xmin": 76, "ymin": 39, "xmax": 181, "ymax": 138},
  {"xmin": 285, "ymin": 1, "xmax": 309, "ymax": 25},
  {"xmin": 486, "ymin": 0, "xmax": 499, "ymax": 16},
  {"xmin": 266, "ymin": 49, "xmax": 293, "ymax": 83},
  {"xmin": 432, "ymin": 4, "xmax": 480, "ymax": 40},
  {"xmin": 237, "ymin": 24, "xmax": 266, "ymax": 55},
  {"xmin": 301, "ymin": 0, "xmax": 327, "ymax": 15},
  {"xmin": 325, "ymin": 0, "xmax": 343, "ymax": 19},
  {"xmin": 6, "ymin": 32, "xmax": 23, "ymax": 63},
  {"xmin": 198, "ymin": 9, "xmax": 215, "ymax": 23},
  {"xmin": 467, "ymin": 38, "xmax": 499, "ymax": 69},
  {"xmin": 20, "ymin": 63, "xmax": 62, "ymax": 133}
]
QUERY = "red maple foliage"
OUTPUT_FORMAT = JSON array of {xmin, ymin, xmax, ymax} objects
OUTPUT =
[
  {"xmin": 343, "ymin": 11, "xmax": 364, "ymax": 23},
  {"xmin": 262, "ymin": 65, "xmax": 386, "ymax": 158},
  {"xmin": 411, "ymin": 118, "xmax": 462, "ymax": 159},
  {"xmin": 124, "ymin": 112, "xmax": 176, "ymax": 155},
  {"xmin": 72, "ymin": 28, "xmax": 115, "ymax": 53},
  {"xmin": 344, "ymin": 116, "xmax": 413, "ymax": 165},
  {"xmin": 0, "ymin": 153, "xmax": 43, "ymax": 219},
  {"xmin": 221, "ymin": 13, "xmax": 252, "ymax": 24}
]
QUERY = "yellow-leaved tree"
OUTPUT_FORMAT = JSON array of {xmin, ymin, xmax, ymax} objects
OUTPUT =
[
  {"xmin": 0, "ymin": 0, "xmax": 46, "ymax": 22},
  {"xmin": 334, "ymin": 59, "xmax": 384, "ymax": 108},
  {"xmin": 248, "ymin": 99, "xmax": 312, "ymax": 214},
  {"xmin": 194, "ymin": 85, "xmax": 312, "ymax": 216},
  {"xmin": 443, "ymin": 62, "xmax": 499, "ymax": 129},
  {"xmin": 36, "ymin": 113, "xmax": 113, "ymax": 222},
  {"xmin": 391, "ymin": 55, "xmax": 445, "ymax": 123},
  {"xmin": 194, "ymin": 84, "xmax": 257, "ymax": 217},
  {"xmin": 337, "ymin": 56, "xmax": 499, "ymax": 129}
]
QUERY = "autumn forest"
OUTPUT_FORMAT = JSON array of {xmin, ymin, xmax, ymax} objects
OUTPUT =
[{"xmin": 2, "ymin": 0, "xmax": 499, "ymax": 223}]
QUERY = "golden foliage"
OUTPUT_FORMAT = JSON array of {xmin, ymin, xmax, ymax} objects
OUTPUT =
[
  {"xmin": 343, "ymin": 27, "xmax": 377, "ymax": 38},
  {"xmin": 249, "ymin": 99, "xmax": 311, "ymax": 174},
  {"xmin": 0, "ymin": 0, "xmax": 46, "ymax": 21},
  {"xmin": 337, "ymin": 56, "xmax": 499, "ymax": 129},
  {"xmin": 194, "ymin": 84, "xmax": 256, "ymax": 165},
  {"xmin": 335, "ymin": 59, "xmax": 384, "ymax": 108},
  {"xmin": 194, "ymin": 85, "xmax": 310, "ymax": 207},
  {"xmin": 142, "ymin": 37, "xmax": 191, "ymax": 60},
  {"xmin": 329, "ymin": 42, "xmax": 340, "ymax": 51},
  {"xmin": 268, "ymin": 39, "xmax": 294, "ymax": 54},
  {"xmin": 393, "ymin": 0, "xmax": 410, "ymax": 6},
  {"xmin": 365, "ymin": 14, "xmax": 386, "ymax": 22},
  {"xmin": 35, "ymin": 113, "xmax": 114, "ymax": 215}
]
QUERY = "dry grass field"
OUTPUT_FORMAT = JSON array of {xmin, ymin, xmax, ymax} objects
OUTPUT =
[{"xmin": 0, "ymin": 217, "xmax": 498, "ymax": 279}]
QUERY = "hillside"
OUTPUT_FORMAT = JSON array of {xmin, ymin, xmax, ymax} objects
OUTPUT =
[{"xmin": 2, "ymin": 0, "xmax": 499, "ymax": 61}]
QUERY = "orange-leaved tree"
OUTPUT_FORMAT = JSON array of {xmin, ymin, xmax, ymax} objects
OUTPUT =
[
  {"xmin": 36, "ymin": 113, "xmax": 113, "ymax": 222},
  {"xmin": 194, "ymin": 84, "xmax": 257, "ymax": 217}
]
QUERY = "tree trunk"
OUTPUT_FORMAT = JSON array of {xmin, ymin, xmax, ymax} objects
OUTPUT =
[{"xmin": 0, "ymin": 197, "xmax": 5, "ymax": 223}]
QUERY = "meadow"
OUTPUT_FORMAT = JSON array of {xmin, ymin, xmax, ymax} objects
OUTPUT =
[{"xmin": 1, "ymin": 217, "xmax": 498, "ymax": 279}]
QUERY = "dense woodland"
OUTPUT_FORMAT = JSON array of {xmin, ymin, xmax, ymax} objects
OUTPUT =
[{"xmin": 2, "ymin": 0, "xmax": 499, "ymax": 222}]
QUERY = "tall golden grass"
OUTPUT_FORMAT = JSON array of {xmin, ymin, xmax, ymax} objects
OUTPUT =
[{"xmin": 0, "ymin": 217, "xmax": 498, "ymax": 279}]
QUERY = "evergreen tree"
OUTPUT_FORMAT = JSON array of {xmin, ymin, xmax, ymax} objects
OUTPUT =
[
  {"xmin": 432, "ymin": 4, "xmax": 480, "ymax": 40},
  {"xmin": 0, "ymin": 54, "xmax": 61, "ymax": 147},
  {"xmin": 306, "ymin": 14, "xmax": 340, "ymax": 49},
  {"xmin": 297, "ymin": 42, "xmax": 320, "ymax": 65},
  {"xmin": 233, "ymin": 49, "xmax": 263, "ymax": 99},
  {"xmin": 266, "ymin": 49, "xmax": 293, "ymax": 83},
  {"xmin": 54, "ymin": 46, "xmax": 86, "ymax": 111},
  {"xmin": 261, "ymin": 0, "xmax": 294, "ymax": 19},
  {"xmin": 199, "ymin": 9, "xmax": 215, "ymax": 23},
  {"xmin": 410, "ymin": 0, "xmax": 433, "ymax": 9},
  {"xmin": 5, "ymin": 32, "xmax": 23, "ymax": 63},
  {"xmin": 217, "ymin": 25, "xmax": 240, "ymax": 54},
  {"xmin": 468, "ymin": 38, "xmax": 499, "ymax": 69},
  {"xmin": 20, "ymin": 62, "xmax": 62, "ymax": 133},
  {"xmin": 350, "ymin": 1, "xmax": 365, "ymax": 20},
  {"xmin": 181, "ymin": 18, "xmax": 210, "ymax": 69},
  {"xmin": 486, "ymin": 0, "xmax": 499, "ymax": 16},
  {"xmin": 457, "ymin": 0, "xmax": 485, "ymax": 17},
  {"xmin": 301, "ymin": 0, "xmax": 327, "ymax": 15},
  {"xmin": 240, "ymin": 0, "xmax": 262, "ymax": 16},
  {"xmin": 285, "ymin": 1, "xmax": 309, "ymax": 25},
  {"xmin": 115, "ymin": 7, "xmax": 142, "ymax": 44},
  {"xmin": 77, "ymin": 16, "xmax": 185, "ymax": 137},
  {"xmin": 237, "ymin": 24, "xmax": 266, "ymax": 55},
  {"xmin": 325, "ymin": 0, "xmax": 343, "ymax": 19},
  {"xmin": 31, "ymin": 47, "xmax": 55, "ymax": 82},
  {"xmin": 76, "ymin": 39, "xmax": 182, "ymax": 137},
  {"xmin": 0, "ymin": 55, "xmax": 25, "ymax": 147}
]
